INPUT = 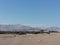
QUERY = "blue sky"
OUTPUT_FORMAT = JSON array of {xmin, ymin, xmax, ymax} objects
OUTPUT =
[{"xmin": 0, "ymin": 0, "xmax": 60, "ymax": 27}]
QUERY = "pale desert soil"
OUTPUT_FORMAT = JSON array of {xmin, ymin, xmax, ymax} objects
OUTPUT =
[{"xmin": 0, "ymin": 33, "xmax": 60, "ymax": 45}]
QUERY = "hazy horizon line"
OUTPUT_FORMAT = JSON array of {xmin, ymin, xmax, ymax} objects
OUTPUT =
[{"xmin": 0, "ymin": 23, "xmax": 60, "ymax": 28}]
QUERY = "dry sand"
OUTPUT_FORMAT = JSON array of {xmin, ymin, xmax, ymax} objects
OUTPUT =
[{"xmin": 0, "ymin": 33, "xmax": 60, "ymax": 45}]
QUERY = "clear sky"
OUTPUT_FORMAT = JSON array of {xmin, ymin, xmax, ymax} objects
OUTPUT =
[{"xmin": 0, "ymin": 0, "xmax": 60, "ymax": 27}]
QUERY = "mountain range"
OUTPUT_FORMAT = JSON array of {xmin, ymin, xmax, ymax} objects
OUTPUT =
[{"xmin": 0, "ymin": 24, "xmax": 60, "ymax": 31}]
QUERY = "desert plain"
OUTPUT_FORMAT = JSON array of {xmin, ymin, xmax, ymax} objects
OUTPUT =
[{"xmin": 0, "ymin": 33, "xmax": 60, "ymax": 45}]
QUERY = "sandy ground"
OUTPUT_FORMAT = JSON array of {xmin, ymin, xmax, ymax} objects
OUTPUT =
[{"xmin": 0, "ymin": 33, "xmax": 60, "ymax": 45}]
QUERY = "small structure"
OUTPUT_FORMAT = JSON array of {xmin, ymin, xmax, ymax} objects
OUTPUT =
[{"xmin": 40, "ymin": 30, "xmax": 50, "ymax": 34}]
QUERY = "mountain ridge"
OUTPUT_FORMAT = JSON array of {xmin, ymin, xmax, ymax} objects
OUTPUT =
[{"xmin": 0, "ymin": 24, "xmax": 60, "ymax": 31}]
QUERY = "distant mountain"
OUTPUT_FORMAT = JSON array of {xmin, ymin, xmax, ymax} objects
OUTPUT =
[
  {"xmin": 0, "ymin": 24, "xmax": 60, "ymax": 31},
  {"xmin": 46, "ymin": 27, "xmax": 60, "ymax": 31},
  {"xmin": 0, "ymin": 24, "xmax": 34, "ymax": 31}
]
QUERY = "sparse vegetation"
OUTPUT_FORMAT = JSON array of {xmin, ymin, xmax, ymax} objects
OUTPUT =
[{"xmin": 0, "ymin": 30, "xmax": 59, "ymax": 35}]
